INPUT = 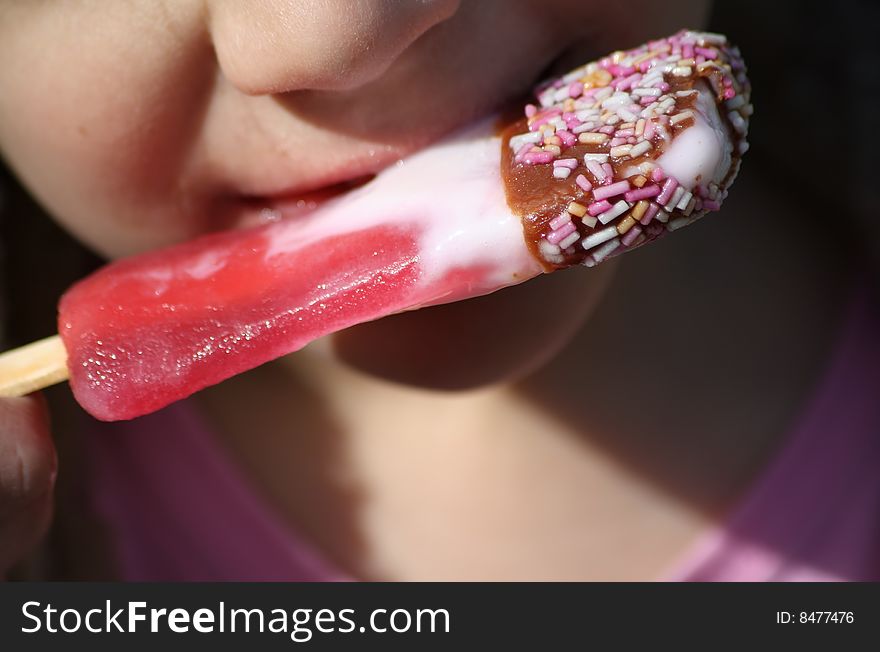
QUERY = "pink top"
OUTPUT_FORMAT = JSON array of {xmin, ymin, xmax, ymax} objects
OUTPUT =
[{"xmin": 83, "ymin": 289, "xmax": 880, "ymax": 581}]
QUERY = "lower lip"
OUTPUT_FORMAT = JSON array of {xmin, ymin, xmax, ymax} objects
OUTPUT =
[{"xmin": 236, "ymin": 175, "xmax": 376, "ymax": 229}]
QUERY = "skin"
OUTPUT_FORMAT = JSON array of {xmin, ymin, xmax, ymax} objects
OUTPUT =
[{"xmin": 0, "ymin": 0, "xmax": 852, "ymax": 579}]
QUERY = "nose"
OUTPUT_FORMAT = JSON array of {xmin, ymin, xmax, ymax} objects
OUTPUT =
[{"xmin": 208, "ymin": 0, "xmax": 461, "ymax": 95}]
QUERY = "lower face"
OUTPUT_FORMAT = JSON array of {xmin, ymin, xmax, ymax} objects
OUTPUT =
[{"xmin": 0, "ymin": 0, "xmax": 706, "ymax": 387}]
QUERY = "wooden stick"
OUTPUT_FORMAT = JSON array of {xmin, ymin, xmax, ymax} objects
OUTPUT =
[{"xmin": 0, "ymin": 335, "xmax": 69, "ymax": 396}]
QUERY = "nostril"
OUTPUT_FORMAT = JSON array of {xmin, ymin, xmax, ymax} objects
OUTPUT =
[{"xmin": 209, "ymin": 0, "xmax": 462, "ymax": 96}]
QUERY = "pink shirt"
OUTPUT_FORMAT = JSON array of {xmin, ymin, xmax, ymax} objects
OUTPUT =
[{"xmin": 83, "ymin": 288, "xmax": 880, "ymax": 581}]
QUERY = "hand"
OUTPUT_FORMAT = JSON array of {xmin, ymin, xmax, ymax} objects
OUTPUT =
[{"xmin": 0, "ymin": 395, "xmax": 55, "ymax": 577}]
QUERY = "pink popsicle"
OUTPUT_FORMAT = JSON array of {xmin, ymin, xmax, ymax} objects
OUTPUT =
[{"xmin": 58, "ymin": 30, "xmax": 751, "ymax": 421}]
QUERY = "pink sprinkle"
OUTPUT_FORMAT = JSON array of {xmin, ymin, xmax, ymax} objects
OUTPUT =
[
  {"xmin": 587, "ymin": 200, "xmax": 613, "ymax": 217},
  {"xmin": 525, "ymin": 104, "xmax": 537, "ymax": 118},
  {"xmin": 621, "ymin": 225, "xmax": 643, "ymax": 247},
  {"xmin": 609, "ymin": 137, "xmax": 626, "ymax": 147},
  {"xmin": 617, "ymin": 65, "xmax": 636, "ymax": 76},
  {"xmin": 638, "ymin": 60, "xmax": 652, "ymax": 73},
  {"xmin": 624, "ymin": 184, "xmax": 661, "ymax": 202},
  {"xmin": 547, "ymin": 221, "xmax": 577, "ymax": 244},
  {"xmin": 593, "ymin": 180, "xmax": 631, "ymax": 201},
  {"xmin": 523, "ymin": 151, "xmax": 555, "ymax": 165},
  {"xmin": 568, "ymin": 81, "xmax": 583, "ymax": 98},
  {"xmin": 557, "ymin": 130, "xmax": 577, "ymax": 148},
  {"xmin": 575, "ymin": 174, "xmax": 592, "ymax": 192},
  {"xmin": 585, "ymin": 159, "xmax": 606, "ymax": 180},
  {"xmin": 702, "ymin": 199, "xmax": 721, "ymax": 211},
  {"xmin": 695, "ymin": 47, "xmax": 717, "ymax": 59},
  {"xmin": 651, "ymin": 166, "xmax": 665, "ymax": 182},
  {"xmin": 601, "ymin": 163, "xmax": 614, "ymax": 181},
  {"xmin": 598, "ymin": 125, "xmax": 616, "ymax": 135},
  {"xmin": 639, "ymin": 96, "xmax": 655, "ymax": 106},
  {"xmin": 644, "ymin": 120, "xmax": 655, "ymax": 140},
  {"xmin": 657, "ymin": 177, "xmax": 679, "ymax": 205},
  {"xmin": 641, "ymin": 202, "xmax": 661, "ymax": 225},
  {"xmin": 514, "ymin": 142, "xmax": 535, "ymax": 162},
  {"xmin": 723, "ymin": 87, "xmax": 736, "ymax": 100},
  {"xmin": 553, "ymin": 157, "xmax": 578, "ymax": 169},
  {"xmin": 658, "ymin": 82, "xmax": 670, "ymax": 92},
  {"xmin": 549, "ymin": 213, "xmax": 572, "ymax": 230},
  {"xmin": 682, "ymin": 43, "xmax": 694, "ymax": 59},
  {"xmin": 614, "ymin": 129, "xmax": 635, "ymax": 138}
]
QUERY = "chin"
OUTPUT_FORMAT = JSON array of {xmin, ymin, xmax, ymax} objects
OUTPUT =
[{"xmin": 332, "ymin": 263, "xmax": 616, "ymax": 390}]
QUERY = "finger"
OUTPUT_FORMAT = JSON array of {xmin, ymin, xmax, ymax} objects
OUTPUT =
[{"xmin": 0, "ymin": 394, "xmax": 56, "ymax": 573}]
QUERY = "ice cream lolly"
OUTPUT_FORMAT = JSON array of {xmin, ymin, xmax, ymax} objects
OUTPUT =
[{"xmin": 53, "ymin": 30, "xmax": 751, "ymax": 421}]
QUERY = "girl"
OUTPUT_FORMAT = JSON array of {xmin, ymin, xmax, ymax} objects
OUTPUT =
[{"xmin": 1, "ymin": 0, "xmax": 877, "ymax": 580}]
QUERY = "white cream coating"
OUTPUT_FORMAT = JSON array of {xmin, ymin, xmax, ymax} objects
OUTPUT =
[
  {"xmin": 654, "ymin": 83, "xmax": 732, "ymax": 190},
  {"xmin": 264, "ymin": 118, "xmax": 544, "ymax": 307}
]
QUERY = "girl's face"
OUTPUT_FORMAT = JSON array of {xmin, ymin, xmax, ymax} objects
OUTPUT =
[{"xmin": 0, "ymin": 0, "xmax": 707, "ymax": 387}]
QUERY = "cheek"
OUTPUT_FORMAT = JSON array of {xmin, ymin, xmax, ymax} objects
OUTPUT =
[
  {"xmin": 0, "ymin": 2, "xmax": 213, "ymax": 258},
  {"xmin": 331, "ymin": 261, "xmax": 617, "ymax": 389}
]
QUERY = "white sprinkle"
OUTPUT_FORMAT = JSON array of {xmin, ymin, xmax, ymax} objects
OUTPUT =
[
  {"xmin": 552, "ymin": 167, "xmax": 572, "ymax": 179},
  {"xmin": 628, "ymin": 140, "xmax": 652, "ymax": 158},
  {"xmin": 675, "ymin": 190, "xmax": 693, "ymax": 210},
  {"xmin": 670, "ymin": 110, "xmax": 694, "ymax": 124},
  {"xmin": 617, "ymin": 108, "xmax": 638, "ymax": 122},
  {"xmin": 666, "ymin": 186, "xmax": 685, "ymax": 209},
  {"xmin": 581, "ymin": 226, "xmax": 618, "ymax": 250},
  {"xmin": 632, "ymin": 87, "xmax": 662, "ymax": 97},
  {"xmin": 682, "ymin": 197, "xmax": 697, "ymax": 216},
  {"xmin": 558, "ymin": 231, "xmax": 581, "ymax": 249},
  {"xmin": 508, "ymin": 132, "xmax": 542, "ymax": 151},
  {"xmin": 581, "ymin": 214, "xmax": 598, "ymax": 228},
  {"xmin": 609, "ymin": 145, "xmax": 633, "ymax": 158},
  {"xmin": 538, "ymin": 239, "xmax": 564, "ymax": 263},
  {"xmin": 725, "ymin": 95, "xmax": 746, "ymax": 110},
  {"xmin": 597, "ymin": 200, "xmax": 631, "ymax": 224},
  {"xmin": 591, "ymin": 238, "xmax": 621, "ymax": 263},
  {"xmin": 571, "ymin": 122, "xmax": 596, "ymax": 134},
  {"xmin": 655, "ymin": 209, "xmax": 670, "ymax": 223},
  {"xmin": 584, "ymin": 153, "xmax": 609, "ymax": 163}
]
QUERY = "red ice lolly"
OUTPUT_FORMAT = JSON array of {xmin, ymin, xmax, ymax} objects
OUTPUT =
[{"xmin": 55, "ymin": 30, "xmax": 751, "ymax": 421}]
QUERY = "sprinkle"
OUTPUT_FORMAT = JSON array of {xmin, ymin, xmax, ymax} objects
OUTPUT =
[
  {"xmin": 675, "ymin": 190, "xmax": 693, "ymax": 210},
  {"xmin": 525, "ymin": 104, "xmax": 538, "ymax": 118},
  {"xmin": 651, "ymin": 167, "xmax": 666, "ymax": 182},
  {"xmin": 643, "ymin": 120, "xmax": 655, "ymax": 140},
  {"xmin": 667, "ymin": 217, "xmax": 692, "ymax": 231},
  {"xmin": 553, "ymin": 167, "xmax": 572, "ymax": 179},
  {"xmin": 557, "ymin": 130, "xmax": 577, "ymax": 147},
  {"xmin": 671, "ymin": 66, "xmax": 692, "ymax": 76},
  {"xmin": 568, "ymin": 81, "xmax": 584, "ymax": 98},
  {"xmin": 610, "ymin": 145, "xmax": 633, "ymax": 158},
  {"xmin": 593, "ymin": 180, "xmax": 631, "ymax": 201},
  {"xmin": 549, "ymin": 213, "xmax": 572, "ymax": 230},
  {"xmin": 666, "ymin": 185, "xmax": 686, "ymax": 208},
  {"xmin": 617, "ymin": 215, "xmax": 637, "ymax": 235},
  {"xmin": 630, "ymin": 175, "xmax": 647, "ymax": 188},
  {"xmin": 581, "ymin": 227, "xmax": 618, "ymax": 251},
  {"xmin": 655, "ymin": 209, "xmax": 670, "ymax": 223},
  {"xmin": 581, "ymin": 214, "xmax": 598, "ymax": 228},
  {"xmin": 558, "ymin": 231, "xmax": 582, "ymax": 249},
  {"xmin": 578, "ymin": 132, "xmax": 609, "ymax": 145},
  {"xmin": 640, "ymin": 202, "xmax": 661, "ymax": 225},
  {"xmin": 601, "ymin": 163, "xmax": 614, "ymax": 180},
  {"xmin": 587, "ymin": 200, "xmax": 613, "ymax": 216},
  {"xmin": 575, "ymin": 174, "xmax": 592, "ymax": 192},
  {"xmin": 597, "ymin": 199, "xmax": 630, "ymax": 224},
  {"xmin": 656, "ymin": 177, "xmax": 679, "ymax": 204},
  {"xmin": 586, "ymin": 159, "xmax": 607, "ymax": 181},
  {"xmin": 624, "ymin": 184, "xmax": 661, "ymax": 202},
  {"xmin": 522, "ymin": 151, "xmax": 555, "ymax": 165},
  {"xmin": 630, "ymin": 200, "xmax": 649, "ymax": 222},
  {"xmin": 621, "ymin": 225, "xmax": 643, "ymax": 246},
  {"xmin": 553, "ymin": 158, "xmax": 579, "ymax": 169},
  {"xmin": 591, "ymin": 238, "xmax": 621, "ymax": 263},
  {"xmin": 632, "ymin": 87, "xmax": 662, "ymax": 97},
  {"xmin": 702, "ymin": 199, "xmax": 721, "ymax": 211},
  {"xmin": 567, "ymin": 201, "xmax": 588, "ymax": 218},
  {"xmin": 670, "ymin": 110, "xmax": 694, "ymax": 124},
  {"xmin": 584, "ymin": 152, "xmax": 610, "ymax": 163},
  {"xmin": 628, "ymin": 140, "xmax": 652, "ymax": 158},
  {"xmin": 538, "ymin": 239, "xmax": 563, "ymax": 262},
  {"xmin": 547, "ymin": 221, "xmax": 577, "ymax": 244}
]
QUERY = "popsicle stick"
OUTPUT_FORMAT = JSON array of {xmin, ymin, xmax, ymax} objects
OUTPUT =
[{"xmin": 0, "ymin": 335, "xmax": 69, "ymax": 396}]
